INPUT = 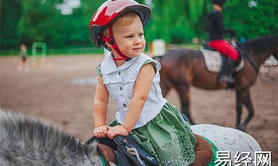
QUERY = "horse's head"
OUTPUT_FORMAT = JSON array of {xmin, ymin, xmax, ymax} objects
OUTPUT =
[
  {"xmin": 243, "ymin": 35, "xmax": 278, "ymax": 65},
  {"xmin": 0, "ymin": 109, "xmax": 102, "ymax": 166},
  {"xmin": 273, "ymin": 53, "xmax": 278, "ymax": 61},
  {"xmin": 273, "ymin": 35, "xmax": 278, "ymax": 60},
  {"xmin": 273, "ymin": 37, "xmax": 278, "ymax": 61}
]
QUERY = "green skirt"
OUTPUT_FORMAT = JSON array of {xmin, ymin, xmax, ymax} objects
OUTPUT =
[{"xmin": 112, "ymin": 102, "xmax": 197, "ymax": 166}]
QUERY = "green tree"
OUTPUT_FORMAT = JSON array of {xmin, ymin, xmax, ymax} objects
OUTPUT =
[
  {"xmin": 0, "ymin": 0, "xmax": 22, "ymax": 50},
  {"xmin": 1, "ymin": 0, "xmax": 277, "ymax": 51},
  {"xmin": 17, "ymin": 0, "xmax": 64, "ymax": 47},
  {"xmin": 77, "ymin": 0, "xmax": 107, "ymax": 47},
  {"xmin": 224, "ymin": 0, "xmax": 278, "ymax": 40},
  {"xmin": 145, "ymin": 0, "xmax": 210, "ymax": 43}
]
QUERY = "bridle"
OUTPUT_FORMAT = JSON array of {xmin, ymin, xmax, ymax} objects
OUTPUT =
[
  {"xmin": 245, "ymin": 53, "xmax": 260, "ymax": 74},
  {"xmin": 237, "ymin": 44, "xmax": 260, "ymax": 74}
]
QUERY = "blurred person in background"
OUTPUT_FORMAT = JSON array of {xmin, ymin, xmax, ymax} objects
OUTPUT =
[
  {"xmin": 18, "ymin": 43, "xmax": 29, "ymax": 72},
  {"xmin": 206, "ymin": 0, "xmax": 240, "ymax": 84}
]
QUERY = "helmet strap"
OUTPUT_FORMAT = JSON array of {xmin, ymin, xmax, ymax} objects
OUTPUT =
[{"xmin": 102, "ymin": 26, "xmax": 131, "ymax": 62}]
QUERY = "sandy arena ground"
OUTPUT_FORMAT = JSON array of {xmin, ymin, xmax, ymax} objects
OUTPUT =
[{"xmin": 1, "ymin": 55, "xmax": 277, "ymax": 164}]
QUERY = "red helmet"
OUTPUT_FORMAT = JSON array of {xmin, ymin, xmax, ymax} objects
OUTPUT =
[{"xmin": 89, "ymin": 0, "xmax": 151, "ymax": 48}]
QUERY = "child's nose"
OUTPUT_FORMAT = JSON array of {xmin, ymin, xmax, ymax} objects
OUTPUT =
[{"xmin": 134, "ymin": 36, "xmax": 143, "ymax": 44}]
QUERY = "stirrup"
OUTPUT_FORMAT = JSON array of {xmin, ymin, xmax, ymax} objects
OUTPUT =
[{"xmin": 219, "ymin": 75, "xmax": 234, "ymax": 84}]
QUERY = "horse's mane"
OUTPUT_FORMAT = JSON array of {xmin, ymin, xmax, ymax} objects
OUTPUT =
[
  {"xmin": 0, "ymin": 109, "xmax": 98, "ymax": 165},
  {"xmin": 243, "ymin": 35, "xmax": 278, "ymax": 56}
]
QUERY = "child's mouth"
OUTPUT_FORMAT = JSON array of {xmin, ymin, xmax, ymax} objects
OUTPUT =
[{"xmin": 133, "ymin": 48, "xmax": 142, "ymax": 51}]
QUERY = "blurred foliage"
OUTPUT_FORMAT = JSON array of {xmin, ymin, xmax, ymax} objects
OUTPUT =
[
  {"xmin": 145, "ymin": 0, "xmax": 210, "ymax": 43},
  {"xmin": 0, "ymin": 0, "xmax": 277, "ymax": 52},
  {"xmin": 0, "ymin": 0, "xmax": 22, "ymax": 49},
  {"xmin": 224, "ymin": 0, "xmax": 278, "ymax": 40},
  {"xmin": 146, "ymin": 0, "xmax": 278, "ymax": 43}
]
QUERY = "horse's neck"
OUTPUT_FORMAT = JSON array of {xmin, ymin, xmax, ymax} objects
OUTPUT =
[
  {"xmin": 244, "ymin": 35, "xmax": 278, "ymax": 66},
  {"xmin": 252, "ymin": 52, "xmax": 273, "ymax": 66}
]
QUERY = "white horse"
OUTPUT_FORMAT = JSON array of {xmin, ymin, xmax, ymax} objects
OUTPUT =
[
  {"xmin": 0, "ymin": 109, "xmax": 103, "ymax": 166},
  {"xmin": 192, "ymin": 124, "xmax": 262, "ymax": 165},
  {"xmin": 0, "ymin": 109, "xmax": 261, "ymax": 166}
]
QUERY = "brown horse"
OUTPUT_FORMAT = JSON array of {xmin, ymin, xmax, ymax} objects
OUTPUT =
[{"xmin": 158, "ymin": 35, "xmax": 278, "ymax": 131}]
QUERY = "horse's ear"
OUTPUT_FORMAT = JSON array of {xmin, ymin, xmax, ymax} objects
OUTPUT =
[
  {"xmin": 273, "ymin": 53, "xmax": 278, "ymax": 61},
  {"xmin": 87, "ymin": 141, "xmax": 98, "ymax": 152}
]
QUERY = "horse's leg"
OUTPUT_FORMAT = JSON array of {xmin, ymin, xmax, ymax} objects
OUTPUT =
[
  {"xmin": 238, "ymin": 88, "xmax": 255, "ymax": 131},
  {"xmin": 159, "ymin": 68, "xmax": 171, "ymax": 97},
  {"xmin": 175, "ymin": 84, "xmax": 193, "ymax": 124},
  {"xmin": 235, "ymin": 91, "xmax": 243, "ymax": 129},
  {"xmin": 160, "ymin": 76, "xmax": 171, "ymax": 97}
]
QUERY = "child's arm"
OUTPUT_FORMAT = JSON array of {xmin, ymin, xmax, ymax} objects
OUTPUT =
[
  {"xmin": 93, "ymin": 75, "xmax": 109, "ymax": 138},
  {"xmin": 107, "ymin": 63, "xmax": 155, "ymax": 138}
]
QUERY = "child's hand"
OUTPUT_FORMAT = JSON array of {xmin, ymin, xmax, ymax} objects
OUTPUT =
[
  {"xmin": 93, "ymin": 125, "xmax": 110, "ymax": 138},
  {"xmin": 107, "ymin": 125, "xmax": 129, "ymax": 139}
]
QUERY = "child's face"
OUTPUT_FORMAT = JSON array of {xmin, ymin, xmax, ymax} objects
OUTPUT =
[
  {"xmin": 20, "ymin": 44, "xmax": 26, "ymax": 50},
  {"xmin": 112, "ymin": 15, "xmax": 145, "ymax": 58}
]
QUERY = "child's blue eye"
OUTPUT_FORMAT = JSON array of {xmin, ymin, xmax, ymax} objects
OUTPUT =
[{"xmin": 125, "ymin": 35, "xmax": 133, "ymax": 38}]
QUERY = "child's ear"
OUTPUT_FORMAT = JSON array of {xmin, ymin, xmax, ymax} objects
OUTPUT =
[{"xmin": 105, "ymin": 41, "xmax": 113, "ymax": 49}]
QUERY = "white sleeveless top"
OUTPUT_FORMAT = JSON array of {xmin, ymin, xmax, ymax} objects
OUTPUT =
[{"xmin": 100, "ymin": 53, "xmax": 167, "ymax": 128}]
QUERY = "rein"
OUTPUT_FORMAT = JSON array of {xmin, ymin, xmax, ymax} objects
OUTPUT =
[
  {"xmin": 245, "ymin": 53, "xmax": 260, "ymax": 74},
  {"xmin": 238, "ymin": 45, "xmax": 260, "ymax": 74}
]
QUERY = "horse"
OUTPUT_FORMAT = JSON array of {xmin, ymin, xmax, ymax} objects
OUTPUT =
[
  {"xmin": 0, "ymin": 110, "xmax": 104, "ymax": 166},
  {"xmin": 158, "ymin": 35, "xmax": 278, "ymax": 131},
  {"xmin": 0, "ymin": 109, "xmax": 262, "ymax": 165}
]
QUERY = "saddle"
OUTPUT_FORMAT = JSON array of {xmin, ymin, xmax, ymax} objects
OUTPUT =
[
  {"xmin": 200, "ymin": 43, "xmax": 244, "ymax": 73},
  {"xmin": 86, "ymin": 133, "xmax": 213, "ymax": 166},
  {"xmin": 86, "ymin": 135, "xmax": 158, "ymax": 166}
]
